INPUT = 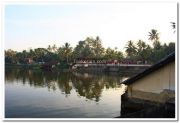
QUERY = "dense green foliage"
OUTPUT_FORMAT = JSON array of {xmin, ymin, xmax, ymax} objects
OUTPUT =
[{"xmin": 5, "ymin": 29, "xmax": 175, "ymax": 66}]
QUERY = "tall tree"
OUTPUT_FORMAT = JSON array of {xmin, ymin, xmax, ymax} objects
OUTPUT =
[
  {"xmin": 170, "ymin": 22, "xmax": 176, "ymax": 33},
  {"xmin": 125, "ymin": 40, "xmax": 137, "ymax": 58},
  {"xmin": 93, "ymin": 36, "xmax": 104, "ymax": 58},
  {"xmin": 136, "ymin": 40, "xmax": 152, "ymax": 63},
  {"xmin": 52, "ymin": 44, "xmax": 57, "ymax": 53},
  {"xmin": 63, "ymin": 42, "xmax": 72, "ymax": 63},
  {"xmin": 148, "ymin": 29, "xmax": 159, "ymax": 42},
  {"xmin": 137, "ymin": 40, "xmax": 146, "ymax": 60},
  {"xmin": 73, "ymin": 37, "xmax": 96, "ymax": 59},
  {"xmin": 5, "ymin": 49, "xmax": 17, "ymax": 64},
  {"xmin": 148, "ymin": 29, "xmax": 160, "ymax": 48},
  {"xmin": 47, "ymin": 45, "xmax": 52, "ymax": 52}
]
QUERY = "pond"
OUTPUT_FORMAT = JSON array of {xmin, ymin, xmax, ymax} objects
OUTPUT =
[{"xmin": 5, "ymin": 68, "xmax": 134, "ymax": 118}]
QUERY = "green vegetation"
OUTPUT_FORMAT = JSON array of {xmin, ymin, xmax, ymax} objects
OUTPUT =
[{"xmin": 5, "ymin": 29, "xmax": 175, "ymax": 68}]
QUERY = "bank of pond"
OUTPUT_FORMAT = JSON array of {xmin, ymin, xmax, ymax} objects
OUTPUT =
[
  {"xmin": 5, "ymin": 62, "xmax": 149, "ymax": 74},
  {"xmin": 5, "ymin": 63, "xmax": 69, "ymax": 70}
]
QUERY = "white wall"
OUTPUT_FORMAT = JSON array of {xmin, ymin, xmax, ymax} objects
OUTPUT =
[{"xmin": 127, "ymin": 61, "xmax": 175, "ymax": 102}]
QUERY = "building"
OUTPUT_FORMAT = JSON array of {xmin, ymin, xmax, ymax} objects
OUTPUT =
[
  {"xmin": 122, "ymin": 52, "xmax": 175, "ymax": 103},
  {"xmin": 25, "ymin": 58, "xmax": 34, "ymax": 64}
]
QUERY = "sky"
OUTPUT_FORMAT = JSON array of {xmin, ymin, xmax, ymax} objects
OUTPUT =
[{"xmin": 4, "ymin": 2, "xmax": 177, "ymax": 52}]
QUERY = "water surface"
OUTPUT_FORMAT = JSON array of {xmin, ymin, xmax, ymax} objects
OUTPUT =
[{"xmin": 5, "ymin": 69, "xmax": 131, "ymax": 118}]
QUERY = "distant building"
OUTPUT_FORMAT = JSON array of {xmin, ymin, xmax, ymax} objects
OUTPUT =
[
  {"xmin": 41, "ymin": 60, "xmax": 59, "ymax": 70},
  {"xmin": 25, "ymin": 58, "xmax": 34, "ymax": 64},
  {"xmin": 122, "ymin": 52, "xmax": 175, "ymax": 103}
]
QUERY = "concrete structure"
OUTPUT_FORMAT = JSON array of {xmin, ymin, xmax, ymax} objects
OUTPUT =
[
  {"xmin": 72, "ymin": 63, "xmax": 151, "ymax": 72},
  {"xmin": 122, "ymin": 52, "xmax": 175, "ymax": 103}
]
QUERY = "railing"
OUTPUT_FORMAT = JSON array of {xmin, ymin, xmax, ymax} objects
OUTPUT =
[{"xmin": 72, "ymin": 63, "xmax": 151, "ymax": 67}]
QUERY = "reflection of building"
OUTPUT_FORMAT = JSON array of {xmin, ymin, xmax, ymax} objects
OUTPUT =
[{"xmin": 123, "ymin": 52, "xmax": 175, "ymax": 103}]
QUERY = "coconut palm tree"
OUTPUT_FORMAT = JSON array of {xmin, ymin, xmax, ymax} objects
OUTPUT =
[
  {"xmin": 137, "ymin": 40, "xmax": 146, "ymax": 51},
  {"xmin": 170, "ymin": 22, "xmax": 176, "ymax": 33},
  {"xmin": 148, "ymin": 29, "xmax": 160, "ymax": 49},
  {"xmin": 136, "ymin": 40, "xmax": 151, "ymax": 63},
  {"xmin": 148, "ymin": 29, "xmax": 159, "ymax": 42},
  {"xmin": 63, "ymin": 42, "xmax": 72, "ymax": 63},
  {"xmin": 125, "ymin": 40, "xmax": 137, "ymax": 58},
  {"xmin": 47, "ymin": 45, "xmax": 52, "ymax": 52},
  {"xmin": 52, "ymin": 44, "xmax": 57, "ymax": 53}
]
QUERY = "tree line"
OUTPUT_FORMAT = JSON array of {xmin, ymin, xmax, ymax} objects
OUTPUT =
[{"xmin": 5, "ymin": 29, "xmax": 175, "ymax": 66}]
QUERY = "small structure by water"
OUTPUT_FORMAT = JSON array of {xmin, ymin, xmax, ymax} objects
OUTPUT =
[{"xmin": 120, "ymin": 52, "xmax": 175, "ymax": 118}]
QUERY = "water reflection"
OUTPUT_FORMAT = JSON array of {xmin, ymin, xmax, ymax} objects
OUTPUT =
[{"xmin": 5, "ymin": 69, "xmax": 129, "ymax": 102}]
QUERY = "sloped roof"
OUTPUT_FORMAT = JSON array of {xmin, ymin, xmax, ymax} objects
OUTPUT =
[{"xmin": 122, "ymin": 52, "xmax": 175, "ymax": 85}]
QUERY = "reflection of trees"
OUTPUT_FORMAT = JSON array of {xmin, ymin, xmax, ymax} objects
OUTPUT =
[
  {"xmin": 57, "ymin": 72, "xmax": 72, "ymax": 95},
  {"xmin": 5, "ymin": 69, "xmax": 73, "ymax": 94},
  {"xmin": 5, "ymin": 69, "xmax": 128, "ymax": 102},
  {"xmin": 5, "ymin": 68, "xmax": 19, "ymax": 82},
  {"xmin": 71, "ymin": 74, "xmax": 104, "ymax": 102},
  {"xmin": 71, "ymin": 72, "xmax": 124, "ymax": 102}
]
